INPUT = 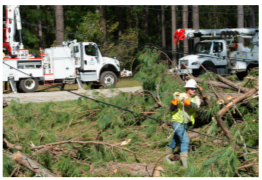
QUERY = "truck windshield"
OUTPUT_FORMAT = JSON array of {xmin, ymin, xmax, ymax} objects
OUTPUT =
[{"xmin": 194, "ymin": 42, "xmax": 211, "ymax": 54}]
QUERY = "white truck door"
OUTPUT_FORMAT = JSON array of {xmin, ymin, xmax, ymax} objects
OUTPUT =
[
  {"xmin": 83, "ymin": 44, "xmax": 99, "ymax": 70},
  {"xmin": 212, "ymin": 41, "xmax": 227, "ymax": 66}
]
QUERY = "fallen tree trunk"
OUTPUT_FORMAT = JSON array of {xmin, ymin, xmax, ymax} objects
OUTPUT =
[
  {"xmin": 216, "ymin": 75, "xmax": 251, "ymax": 93},
  {"xmin": 4, "ymin": 138, "xmax": 23, "ymax": 150},
  {"xmin": 90, "ymin": 162, "xmax": 164, "ymax": 177},
  {"xmin": 217, "ymin": 86, "xmax": 258, "ymax": 141},
  {"xmin": 12, "ymin": 151, "xmax": 56, "ymax": 177},
  {"xmin": 218, "ymin": 86, "xmax": 258, "ymax": 118},
  {"xmin": 222, "ymin": 94, "xmax": 258, "ymax": 105}
]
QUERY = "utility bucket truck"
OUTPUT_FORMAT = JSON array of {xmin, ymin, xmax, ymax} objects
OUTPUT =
[
  {"xmin": 173, "ymin": 28, "xmax": 259, "ymax": 80},
  {"xmin": 3, "ymin": 5, "xmax": 120, "ymax": 93}
]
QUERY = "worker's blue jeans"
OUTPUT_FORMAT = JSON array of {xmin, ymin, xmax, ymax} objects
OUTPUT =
[{"xmin": 168, "ymin": 121, "xmax": 189, "ymax": 152}]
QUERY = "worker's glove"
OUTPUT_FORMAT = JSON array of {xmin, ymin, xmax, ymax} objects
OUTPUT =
[
  {"xmin": 182, "ymin": 97, "xmax": 198, "ymax": 110},
  {"xmin": 172, "ymin": 98, "xmax": 178, "ymax": 106}
]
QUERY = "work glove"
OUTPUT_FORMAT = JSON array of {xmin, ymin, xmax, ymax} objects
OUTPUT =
[{"xmin": 182, "ymin": 97, "xmax": 198, "ymax": 110}]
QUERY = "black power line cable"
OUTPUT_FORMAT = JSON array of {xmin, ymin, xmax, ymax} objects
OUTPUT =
[
  {"xmin": 3, "ymin": 17, "xmax": 259, "ymax": 64},
  {"xmin": 2, "ymin": 62, "xmax": 259, "ymax": 150},
  {"xmin": 109, "ymin": 5, "xmax": 259, "ymax": 16}
]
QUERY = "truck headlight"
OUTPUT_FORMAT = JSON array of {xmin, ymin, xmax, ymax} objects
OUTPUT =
[{"xmin": 191, "ymin": 62, "xmax": 198, "ymax": 65}]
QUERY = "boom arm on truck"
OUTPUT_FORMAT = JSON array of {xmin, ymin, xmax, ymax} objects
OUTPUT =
[{"xmin": 3, "ymin": 5, "xmax": 24, "ymax": 56}]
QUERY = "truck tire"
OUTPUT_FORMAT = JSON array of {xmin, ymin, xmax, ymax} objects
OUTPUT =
[
  {"xmin": 236, "ymin": 71, "xmax": 247, "ymax": 81},
  {"xmin": 19, "ymin": 78, "xmax": 39, "ymax": 93},
  {"xmin": 199, "ymin": 66, "xmax": 217, "ymax": 76},
  {"xmin": 100, "ymin": 71, "xmax": 117, "ymax": 88}
]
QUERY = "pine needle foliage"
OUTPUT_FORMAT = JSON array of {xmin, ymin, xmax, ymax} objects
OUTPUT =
[
  {"xmin": 54, "ymin": 156, "xmax": 80, "ymax": 177},
  {"xmin": 3, "ymin": 154, "xmax": 16, "ymax": 177},
  {"xmin": 3, "ymin": 48, "xmax": 258, "ymax": 177}
]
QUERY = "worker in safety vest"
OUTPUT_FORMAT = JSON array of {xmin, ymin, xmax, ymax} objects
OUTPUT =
[{"xmin": 165, "ymin": 79, "xmax": 200, "ymax": 168}]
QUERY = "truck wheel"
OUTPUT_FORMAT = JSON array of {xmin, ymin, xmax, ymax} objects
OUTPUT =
[
  {"xmin": 199, "ymin": 66, "xmax": 217, "ymax": 76},
  {"xmin": 236, "ymin": 71, "xmax": 247, "ymax": 80},
  {"xmin": 19, "ymin": 78, "xmax": 39, "ymax": 93},
  {"xmin": 100, "ymin": 71, "xmax": 117, "ymax": 88}
]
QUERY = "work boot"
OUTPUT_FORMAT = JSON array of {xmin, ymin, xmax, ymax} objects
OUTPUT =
[
  {"xmin": 165, "ymin": 145, "xmax": 174, "ymax": 164},
  {"xmin": 180, "ymin": 152, "xmax": 188, "ymax": 168}
]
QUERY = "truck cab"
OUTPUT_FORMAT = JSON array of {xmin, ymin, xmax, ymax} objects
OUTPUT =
[
  {"xmin": 178, "ymin": 40, "xmax": 228, "ymax": 76},
  {"xmin": 67, "ymin": 40, "xmax": 121, "ymax": 86},
  {"xmin": 174, "ymin": 28, "xmax": 258, "ymax": 79}
]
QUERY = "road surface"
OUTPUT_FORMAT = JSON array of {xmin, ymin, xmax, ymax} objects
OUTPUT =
[{"xmin": 3, "ymin": 86, "xmax": 143, "ymax": 104}]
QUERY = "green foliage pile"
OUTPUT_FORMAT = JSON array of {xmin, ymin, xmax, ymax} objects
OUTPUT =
[{"xmin": 3, "ymin": 48, "xmax": 259, "ymax": 177}]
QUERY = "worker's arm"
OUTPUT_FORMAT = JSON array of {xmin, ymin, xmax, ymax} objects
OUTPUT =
[{"xmin": 182, "ymin": 97, "xmax": 200, "ymax": 110}]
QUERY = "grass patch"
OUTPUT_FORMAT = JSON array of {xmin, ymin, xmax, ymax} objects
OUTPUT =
[{"xmin": 116, "ymin": 77, "xmax": 142, "ymax": 88}]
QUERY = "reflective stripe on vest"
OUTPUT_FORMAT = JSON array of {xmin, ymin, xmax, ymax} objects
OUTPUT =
[{"xmin": 171, "ymin": 93, "xmax": 197, "ymax": 125}]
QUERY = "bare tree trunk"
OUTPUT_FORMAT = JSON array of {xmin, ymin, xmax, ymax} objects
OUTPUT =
[
  {"xmin": 161, "ymin": 6, "xmax": 166, "ymax": 52},
  {"xmin": 238, "ymin": 5, "xmax": 244, "ymax": 45},
  {"xmin": 135, "ymin": 6, "xmax": 138, "ymax": 29},
  {"xmin": 171, "ymin": 6, "xmax": 177, "ymax": 66},
  {"xmin": 249, "ymin": 5, "xmax": 255, "ymax": 27},
  {"xmin": 193, "ymin": 5, "xmax": 200, "ymax": 45},
  {"xmin": 118, "ymin": 6, "xmax": 122, "ymax": 39},
  {"xmin": 100, "ymin": 6, "xmax": 107, "ymax": 49},
  {"xmin": 144, "ymin": 5, "xmax": 148, "ymax": 37},
  {"xmin": 37, "ymin": 5, "xmax": 43, "ymax": 49},
  {"xmin": 188, "ymin": 5, "xmax": 194, "ymax": 53},
  {"xmin": 177, "ymin": 5, "xmax": 182, "ymax": 59},
  {"xmin": 129, "ymin": 7, "xmax": 132, "ymax": 28},
  {"xmin": 183, "ymin": 5, "xmax": 188, "ymax": 55},
  {"xmin": 157, "ymin": 7, "xmax": 161, "ymax": 45},
  {"xmin": 55, "ymin": 5, "xmax": 64, "ymax": 46}
]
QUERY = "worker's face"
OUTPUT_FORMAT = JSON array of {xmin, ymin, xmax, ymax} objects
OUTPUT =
[{"xmin": 186, "ymin": 88, "xmax": 197, "ymax": 96}]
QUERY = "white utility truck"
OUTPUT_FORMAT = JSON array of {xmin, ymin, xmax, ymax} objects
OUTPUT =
[
  {"xmin": 173, "ymin": 28, "xmax": 259, "ymax": 79},
  {"xmin": 3, "ymin": 5, "xmax": 120, "ymax": 93}
]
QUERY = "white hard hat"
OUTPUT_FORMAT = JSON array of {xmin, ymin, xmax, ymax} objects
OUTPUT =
[{"xmin": 184, "ymin": 79, "xmax": 197, "ymax": 88}]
